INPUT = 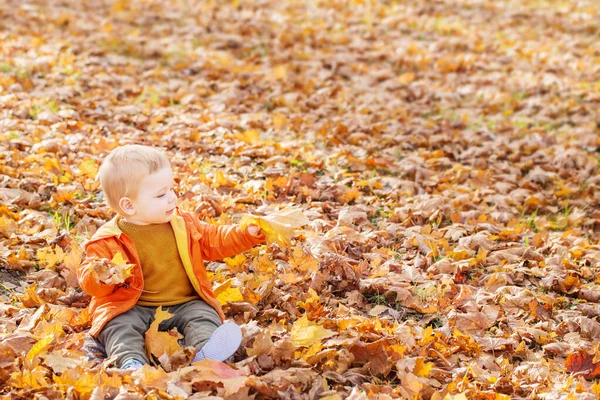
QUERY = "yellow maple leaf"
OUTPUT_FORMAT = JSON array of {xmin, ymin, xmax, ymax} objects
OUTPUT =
[
  {"xmin": 240, "ymin": 208, "xmax": 309, "ymax": 247},
  {"xmin": 273, "ymin": 64, "xmax": 288, "ymax": 80},
  {"xmin": 0, "ymin": 215, "xmax": 18, "ymax": 238},
  {"xmin": 213, "ymin": 279, "xmax": 244, "ymax": 305},
  {"xmin": 10, "ymin": 367, "xmax": 49, "ymax": 389},
  {"xmin": 53, "ymin": 369, "xmax": 97, "ymax": 394},
  {"xmin": 273, "ymin": 114, "xmax": 288, "ymax": 129},
  {"xmin": 36, "ymin": 320, "xmax": 64, "ymax": 340},
  {"xmin": 413, "ymin": 357, "xmax": 434, "ymax": 377},
  {"xmin": 213, "ymin": 170, "xmax": 238, "ymax": 188},
  {"xmin": 290, "ymin": 315, "xmax": 336, "ymax": 348},
  {"xmin": 398, "ymin": 72, "xmax": 416, "ymax": 84},
  {"xmin": 389, "ymin": 344, "xmax": 407, "ymax": 357},
  {"xmin": 592, "ymin": 381, "xmax": 600, "ymax": 396},
  {"xmin": 241, "ymin": 129, "xmax": 260, "ymax": 144},
  {"xmin": 418, "ymin": 326, "xmax": 436, "ymax": 346},
  {"xmin": 289, "ymin": 247, "xmax": 318, "ymax": 273},
  {"xmin": 224, "ymin": 254, "xmax": 247, "ymax": 274},
  {"xmin": 36, "ymin": 246, "xmax": 65, "ymax": 270},
  {"xmin": 77, "ymin": 159, "xmax": 98, "ymax": 179},
  {"xmin": 20, "ymin": 283, "xmax": 44, "ymax": 307},
  {"xmin": 26, "ymin": 336, "xmax": 54, "ymax": 361},
  {"xmin": 145, "ymin": 307, "xmax": 182, "ymax": 363}
]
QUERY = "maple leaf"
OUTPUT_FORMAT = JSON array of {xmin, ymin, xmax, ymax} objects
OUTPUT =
[
  {"xmin": 26, "ymin": 335, "xmax": 54, "ymax": 362},
  {"xmin": 224, "ymin": 254, "xmax": 247, "ymax": 274},
  {"xmin": 289, "ymin": 246, "xmax": 318, "ymax": 273},
  {"xmin": 20, "ymin": 283, "xmax": 44, "ymax": 308},
  {"xmin": 213, "ymin": 279, "xmax": 244, "ymax": 305},
  {"xmin": 247, "ymin": 330, "xmax": 274, "ymax": 358},
  {"xmin": 36, "ymin": 246, "xmax": 65, "ymax": 270},
  {"xmin": 77, "ymin": 159, "xmax": 98, "ymax": 179},
  {"xmin": 61, "ymin": 245, "xmax": 83, "ymax": 288},
  {"xmin": 0, "ymin": 215, "xmax": 18, "ymax": 238},
  {"xmin": 145, "ymin": 307, "xmax": 182, "ymax": 365},
  {"xmin": 9, "ymin": 366, "xmax": 49, "ymax": 389},
  {"xmin": 90, "ymin": 252, "xmax": 134, "ymax": 285},
  {"xmin": 188, "ymin": 359, "xmax": 249, "ymax": 396},
  {"xmin": 413, "ymin": 357, "xmax": 434, "ymax": 378},
  {"xmin": 565, "ymin": 350, "xmax": 600, "ymax": 380},
  {"xmin": 240, "ymin": 208, "xmax": 310, "ymax": 247},
  {"xmin": 290, "ymin": 315, "xmax": 336, "ymax": 348}
]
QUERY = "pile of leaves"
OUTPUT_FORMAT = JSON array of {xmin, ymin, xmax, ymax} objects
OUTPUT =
[{"xmin": 1, "ymin": 0, "xmax": 600, "ymax": 398}]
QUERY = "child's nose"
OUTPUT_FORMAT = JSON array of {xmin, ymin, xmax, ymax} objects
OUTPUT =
[{"xmin": 169, "ymin": 189, "xmax": 178, "ymax": 203}]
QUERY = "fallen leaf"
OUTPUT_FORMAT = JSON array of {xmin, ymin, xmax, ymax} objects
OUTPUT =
[
  {"xmin": 291, "ymin": 315, "xmax": 336, "ymax": 348},
  {"xmin": 145, "ymin": 307, "xmax": 182, "ymax": 365}
]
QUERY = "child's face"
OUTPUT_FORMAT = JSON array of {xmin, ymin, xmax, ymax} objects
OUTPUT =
[{"xmin": 122, "ymin": 167, "xmax": 178, "ymax": 225}]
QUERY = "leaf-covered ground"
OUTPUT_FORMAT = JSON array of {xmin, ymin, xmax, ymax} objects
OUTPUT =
[{"xmin": 1, "ymin": 0, "xmax": 600, "ymax": 398}]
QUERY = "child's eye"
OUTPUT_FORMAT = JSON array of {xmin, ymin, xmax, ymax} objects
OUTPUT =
[{"xmin": 157, "ymin": 194, "xmax": 165, "ymax": 198}]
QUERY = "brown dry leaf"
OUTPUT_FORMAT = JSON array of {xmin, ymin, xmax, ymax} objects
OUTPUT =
[
  {"xmin": 186, "ymin": 359, "xmax": 249, "ymax": 396},
  {"xmin": 2, "ymin": 0, "xmax": 600, "ymax": 397}
]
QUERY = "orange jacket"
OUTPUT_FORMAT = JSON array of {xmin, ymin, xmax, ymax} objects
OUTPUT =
[{"xmin": 78, "ymin": 208, "xmax": 264, "ymax": 337}]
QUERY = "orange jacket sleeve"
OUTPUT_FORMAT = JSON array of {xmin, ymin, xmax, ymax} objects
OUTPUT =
[
  {"xmin": 189, "ymin": 214, "xmax": 265, "ymax": 261},
  {"xmin": 77, "ymin": 239, "xmax": 119, "ymax": 297}
]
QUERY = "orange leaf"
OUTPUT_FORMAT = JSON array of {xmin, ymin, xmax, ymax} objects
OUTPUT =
[{"xmin": 565, "ymin": 350, "xmax": 600, "ymax": 380}]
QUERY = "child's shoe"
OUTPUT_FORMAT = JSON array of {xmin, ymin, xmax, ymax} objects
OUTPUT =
[
  {"xmin": 192, "ymin": 322, "xmax": 242, "ymax": 363},
  {"xmin": 121, "ymin": 358, "xmax": 144, "ymax": 370}
]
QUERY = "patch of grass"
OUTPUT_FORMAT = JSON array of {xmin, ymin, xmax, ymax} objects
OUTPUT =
[
  {"xmin": 525, "ymin": 209, "xmax": 538, "ymax": 232},
  {"xmin": 51, "ymin": 210, "xmax": 75, "ymax": 232},
  {"xmin": 426, "ymin": 315, "xmax": 444, "ymax": 329},
  {"xmin": 28, "ymin": 105, "xmax": 40, "ymax": 119},
  {"xmin": 47, "ymin": 100, "xmax": 60, "ymax": 113},
  {"xmin": 290, "ymin": 159, "xmax": 306, "ymax": 170},
  {"xmin": 263, "ymin": 101, "xmax": 275, "ymax": 111},
  {"xmin": 16, "ymin": 69, "xmax": 29, "ymax": 79}
]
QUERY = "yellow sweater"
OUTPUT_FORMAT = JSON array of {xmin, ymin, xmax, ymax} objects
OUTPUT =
[{"xmin": 117, "ymin": 219, "xmax": 199, "ymax": 306}]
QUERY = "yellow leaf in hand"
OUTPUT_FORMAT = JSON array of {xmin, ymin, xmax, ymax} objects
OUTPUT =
[
  {"xmin": 91, "ymin": 252, "xmax": 134, "ymax": 285},
  {"xmin": 240, "ymin": 208, "xmax": 309, "ymax": 247},
  {"xmin": 290, "ymin": 315, "xmax": 335, "ymax": 348}
]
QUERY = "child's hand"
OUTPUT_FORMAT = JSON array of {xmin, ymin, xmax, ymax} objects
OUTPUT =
[
  {"xmin": 240, "ymin": 209, "xmax": 309, "ymax": 246},
  {"xmin": 90, "ymin": 253, "xmax": 135, "ymax": 285},
  {"xmin": 247, "ymin": 224, "xmax": 265, "ymax": 239}
]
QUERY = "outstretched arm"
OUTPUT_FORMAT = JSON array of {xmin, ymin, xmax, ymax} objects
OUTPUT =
[{"xmin": 191, "ymin": 218, "xmax": 265, "ymax": 261}]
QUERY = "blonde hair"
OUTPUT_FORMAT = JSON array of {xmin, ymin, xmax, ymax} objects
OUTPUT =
[{"xmin": 97, "ymin": 144, "xmax": 170, "ymax": 215}]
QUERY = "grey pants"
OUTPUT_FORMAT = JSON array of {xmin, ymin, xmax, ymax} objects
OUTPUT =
[{"xmin": 97, "ymin": 300, "xmax": 221, "ymax": 366}]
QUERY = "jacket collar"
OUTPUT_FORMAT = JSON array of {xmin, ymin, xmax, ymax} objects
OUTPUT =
[{"xmin": 88, "ymin": 207, "xmax": 186, "ymax": 243}]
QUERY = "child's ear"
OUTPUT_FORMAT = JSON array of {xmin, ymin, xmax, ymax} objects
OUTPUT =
[{"xmin": 119, "ymin": 197, "xmax": 135, "ymax": 216}]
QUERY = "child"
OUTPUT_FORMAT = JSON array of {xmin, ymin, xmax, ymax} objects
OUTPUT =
[{"xmin": 77, "ymin": 144, "xmax": 265, "ymax": 370}]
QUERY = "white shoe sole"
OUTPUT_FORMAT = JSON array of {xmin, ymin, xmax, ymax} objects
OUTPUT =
[{"xmin": 195, "ymin": 323, "xmax": 242, "ymax": 362}]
